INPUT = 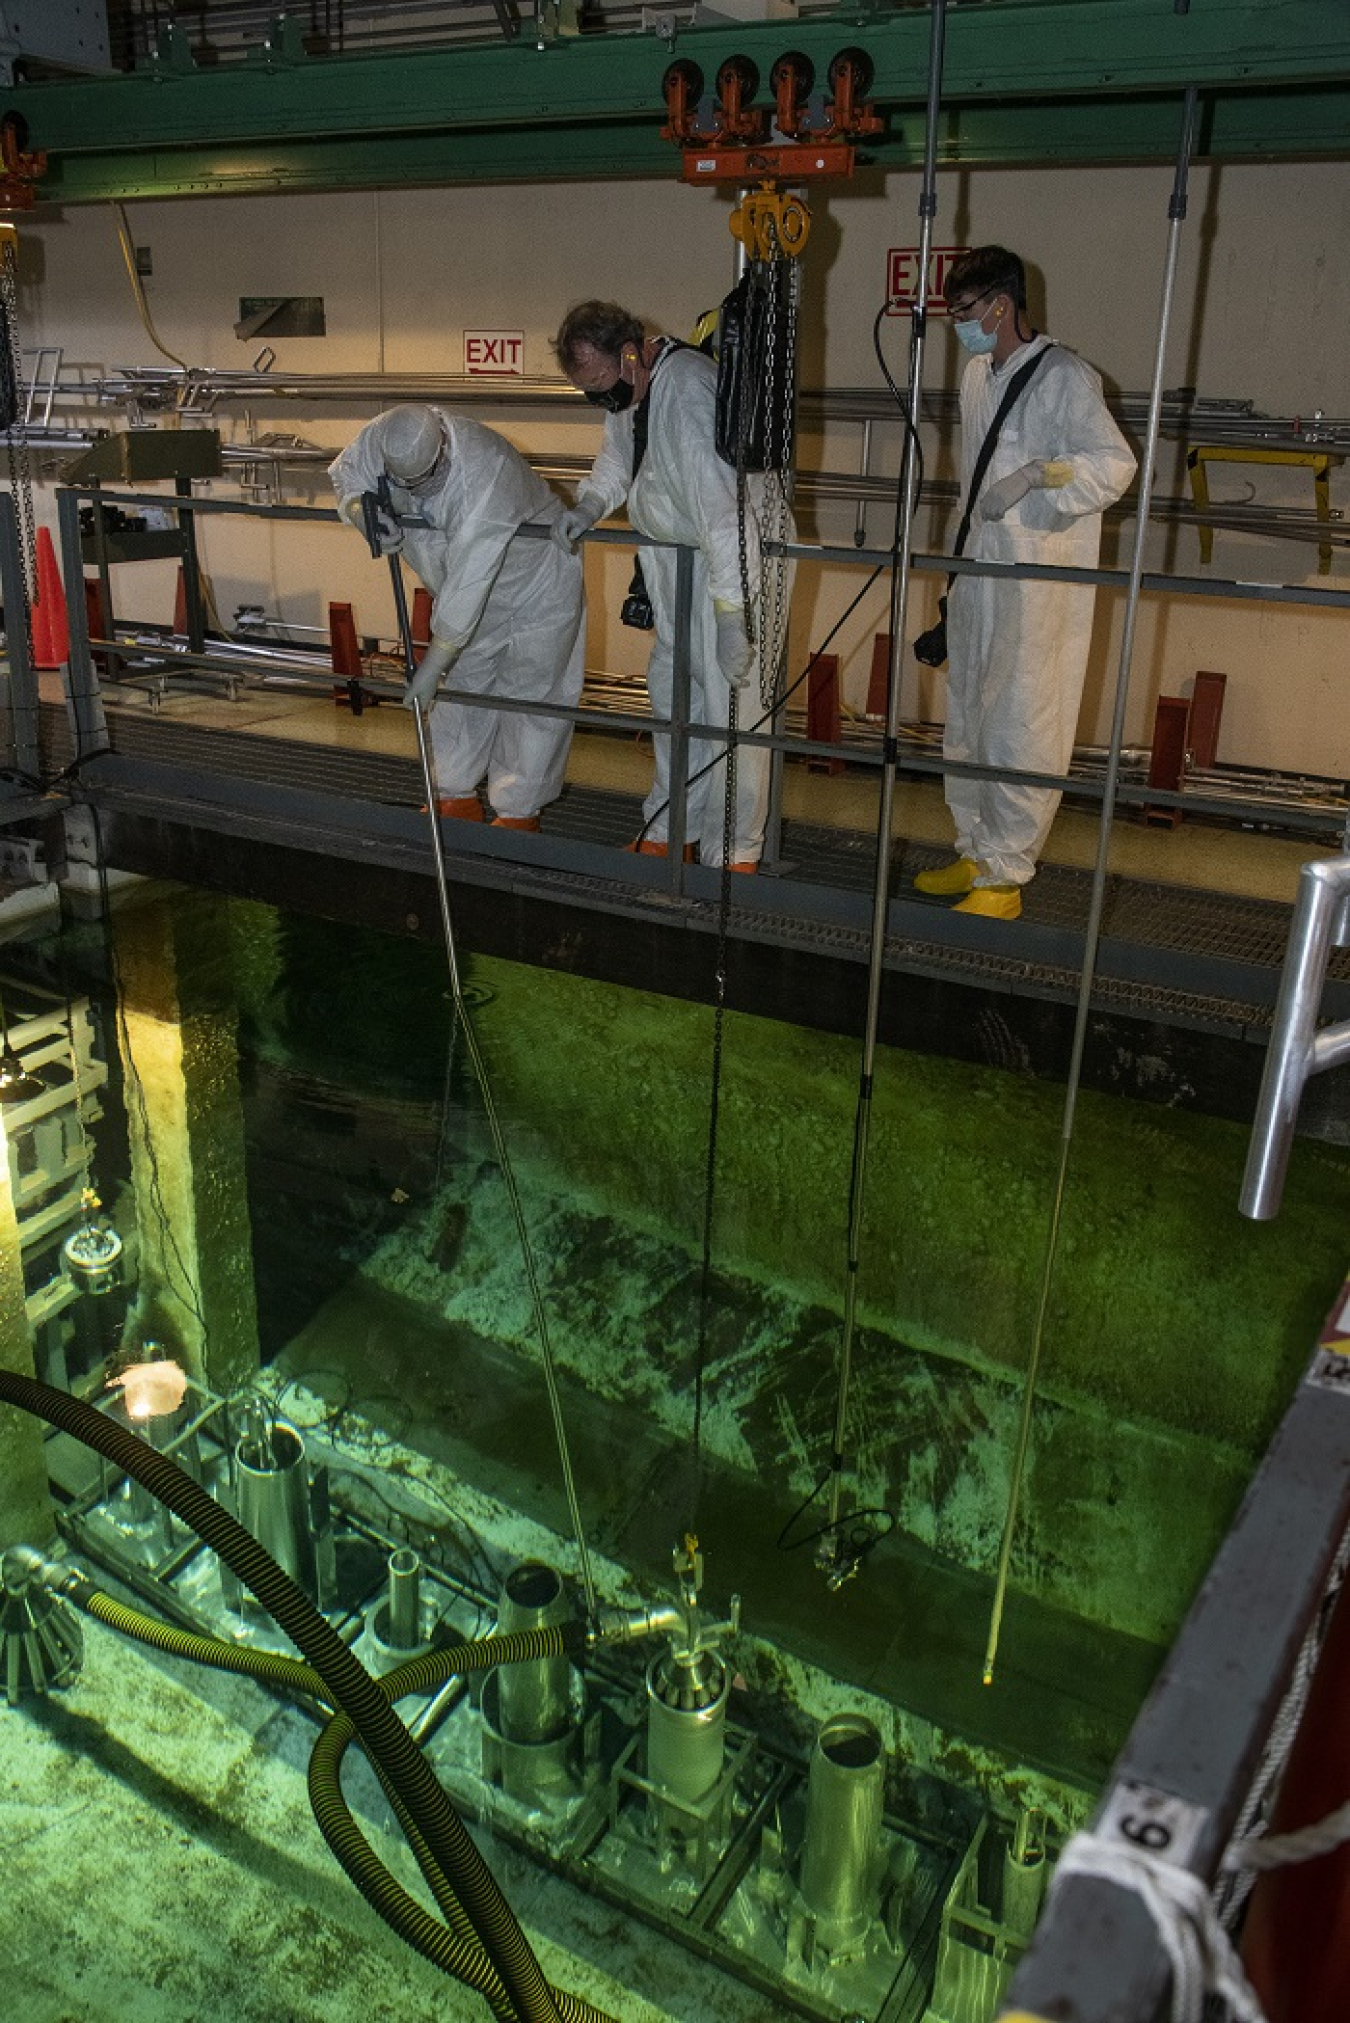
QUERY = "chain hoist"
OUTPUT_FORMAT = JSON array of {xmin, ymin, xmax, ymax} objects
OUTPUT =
[{"xmin": 725, "ymin": 190, "xmax": 806, "ymax": 713}]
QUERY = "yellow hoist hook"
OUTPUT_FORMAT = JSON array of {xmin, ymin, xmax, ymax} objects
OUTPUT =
[{"xmin": 729, "ymin": 184, "xmax": 812, "ymax": 263}]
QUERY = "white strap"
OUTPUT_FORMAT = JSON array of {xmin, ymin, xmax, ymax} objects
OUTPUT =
[{"xmin": 1052, "ymin": 1832, "xmax": 1267, "ymax": 2023}]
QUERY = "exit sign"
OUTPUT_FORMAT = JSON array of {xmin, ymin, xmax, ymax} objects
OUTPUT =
[
  {"xmin": 885, "ymin": 247, "xmax": 970, "ymax": 315},
  {"xmin": 465, "ymin": 330, "xmax": 525, "ymax": 375}
]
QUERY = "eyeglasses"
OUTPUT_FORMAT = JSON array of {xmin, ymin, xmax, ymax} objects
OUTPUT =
[{"xmin": 948, "ymin": 291, "xmax": 992, "ymax": 320}]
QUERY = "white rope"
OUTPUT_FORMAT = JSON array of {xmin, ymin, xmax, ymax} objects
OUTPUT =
[
  {"xmin": 1226, "ymin": 1798, "xmax": 1350, "ymax": 1874},
  {"xmin": 1052, "ymin": 1833, "xmax": 1268, "ymax": 2023},
  {"xmin": 1215, "ymin": 1519, "xmax": 1350, "ymax": 1929}
]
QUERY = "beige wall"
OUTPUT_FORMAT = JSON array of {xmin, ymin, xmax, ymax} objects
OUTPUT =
[{"xmin": 18, "ymin": 155, "xmax": 1350, "ymax": 774}]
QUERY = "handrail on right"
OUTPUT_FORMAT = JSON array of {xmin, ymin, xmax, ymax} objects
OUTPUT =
[{"xmin": 1240, "ymin": 852, "xmax": 1350, "ymax": 1220}]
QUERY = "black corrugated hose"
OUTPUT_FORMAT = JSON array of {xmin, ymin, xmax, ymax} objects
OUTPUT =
[
  {"xmin": 0, "ymin": 1369, "xmax": 608, "ymax": 2023},
  {"xmin": 308, "ymin": 1636, "xmax": 614, "ymax": 2023},
  {"xmin": 59, "ymin": 1581, "xmax": 609, "ymax": 2022}
]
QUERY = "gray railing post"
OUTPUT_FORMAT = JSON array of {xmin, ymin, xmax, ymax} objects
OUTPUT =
[
  {"xmin": 56, "ymin": 486, "xmax": 110, "ymax": 761},
  {"xmin": 1240, "ymin": 852, "xmax": 1350, "ymax": 1219}
]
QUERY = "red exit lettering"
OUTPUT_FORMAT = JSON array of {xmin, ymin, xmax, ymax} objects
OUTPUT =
[
  {"xmin": 464, "ymin": 330, "xmax": 525, "ymax": 375},
  {"xmin": 885, "ymin": 247, "xmax": 970, "ymax": 316}
]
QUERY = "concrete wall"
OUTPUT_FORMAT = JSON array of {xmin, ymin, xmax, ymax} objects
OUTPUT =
[{"xmin": 17, "ymin": 155, "xmax": 1350, "ymax": 773}]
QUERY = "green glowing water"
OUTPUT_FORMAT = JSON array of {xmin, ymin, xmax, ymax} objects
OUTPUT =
[{"xmin": 228, "ymin": 900, "xmax": 1350, "ymax": 1686}]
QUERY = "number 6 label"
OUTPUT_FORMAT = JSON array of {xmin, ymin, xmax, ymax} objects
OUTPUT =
[{"xmin": 1097, "ymin": 1780, "xmax": 1208, "ymax": 1869}]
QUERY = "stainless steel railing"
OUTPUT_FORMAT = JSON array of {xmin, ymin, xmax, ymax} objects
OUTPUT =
[{"xmin": 1241, "ymin": 850, "xmax": 1350, "ymax": 1219}]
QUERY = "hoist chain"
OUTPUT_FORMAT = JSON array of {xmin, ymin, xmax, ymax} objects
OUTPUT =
[
  {"xmin": 1, "ymin": 238, "xmax": 37, "ymax": 644},
  {"xmin": 735, "ymin": 380, "xmax": 755, "ymax": 650},
  {"xmin": 733, "ymin": 246, "xmax": 799, "ymax": 705},
  {"xmin": 759, "ymin": 256, "xmax": 797, "ymax": 713}
]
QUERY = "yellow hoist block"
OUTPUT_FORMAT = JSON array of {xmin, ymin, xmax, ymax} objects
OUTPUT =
[{"xmin": 729, "ymin": 184, "xmax": 812, "ymax": 263}]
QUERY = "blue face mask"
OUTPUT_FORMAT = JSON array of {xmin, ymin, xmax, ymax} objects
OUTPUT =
[{"xmin": 954, "ymin": 316, "xmax": 997, "ymax": 355}]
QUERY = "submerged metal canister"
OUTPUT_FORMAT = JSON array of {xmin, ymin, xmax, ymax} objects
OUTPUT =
[
  {"xmin": 645, "ymin": 1647, "xmax": 730, "ymax": 1809},
  {"xmin": 1001, "ymin": 1807, "xmax": 1048, "ymax": 1936},
  {"xmin": 386, "ymin": 1547, "xmax": 423, "ymax": 1650},
  {"xmin": 497, "ymin": 1560, "xmax": 572, "ymax": 1745},
  {"xmin": 234, "ymin": 1419, "xmax": 317, "ymax": 1601},
  {"xmin": 799, "ymin": 1712, "xmax": 886, "ymax": 1951}
]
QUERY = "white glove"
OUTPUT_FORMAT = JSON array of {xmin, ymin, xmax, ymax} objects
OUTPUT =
[
  {"xmin": 403, "ymin": 635, "xmax": 459, "ymax": 711},
  {"xmin": 553, "ymin": 496, "xmax": 602, "ymax": 553},
  {"xmin": 339, "ymin": 492, "xmax": 402, "ymax": 554},
  {"xmin": 978, "ymin": 463, "xmax": 1038, "ymax": 522},
  {"xmin": 979, "ymin": 459, "xmax": 1074, "ymax": 522},
  {"xmin": 714, "ymin": 605, "xmax": 754, "ymax": 691}
]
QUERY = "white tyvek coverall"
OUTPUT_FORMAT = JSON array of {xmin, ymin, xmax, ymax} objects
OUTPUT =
[
  {"xmin": 329, "ymin": 411, "xmax": 585, "ymax": 819},
  {"xmin": 944, "ymin": 335, "xmax": 1136, "ymax": 886},
  {"xmin": 575, "ymin": 345, "xmax": 792, "ymax": 866}
]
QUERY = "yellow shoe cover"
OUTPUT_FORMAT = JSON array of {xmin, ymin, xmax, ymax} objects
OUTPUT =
[
  {"xmin": 953, "ymin": 883, "xmax": 1022, "ymax": 920},
  {"xmin": 914, "ymin": 856, "xmax": 979, "ymax": 897}
]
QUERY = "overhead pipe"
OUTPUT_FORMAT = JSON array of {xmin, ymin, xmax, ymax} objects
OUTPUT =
[
  {"xmin": 19, "ymin": 361, "xmax": 1347, "ymax": 451},
  {"xmin": 1240, "ymin": 851, "xmax": 1350, "ymax": 1219}
]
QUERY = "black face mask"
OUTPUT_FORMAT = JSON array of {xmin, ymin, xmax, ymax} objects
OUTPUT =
[{"xmin": 583, "ymin": 378, "xmax": 634, "ymax": 414}]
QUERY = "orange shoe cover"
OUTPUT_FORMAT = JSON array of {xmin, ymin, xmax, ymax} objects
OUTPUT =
[
  {"xmin": 491, "ymin": 815, "xmax": 541, "ymax": 832},
  {"xmin": 626, "ymin": 838, "xmax": 697, "ymax": 863},
  {"xmin": 429, "ymin": 796, "xmax": 484, "ymax": 821}
]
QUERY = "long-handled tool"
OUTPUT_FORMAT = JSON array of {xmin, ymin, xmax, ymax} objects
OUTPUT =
[{"xmin": 359, "ymin": 485, "xmax": 598, "ymax": 1622}]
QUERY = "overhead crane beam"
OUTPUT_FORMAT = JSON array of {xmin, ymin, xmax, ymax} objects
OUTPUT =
[{"xmin": 4, "ymin": 0, "xmax": 1350, "ymax": 202}]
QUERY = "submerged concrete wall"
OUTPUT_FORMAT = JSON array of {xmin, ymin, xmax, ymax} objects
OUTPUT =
[
  {"xmin": 227, "ymin": 909, "xmax": 1350, "ymax": 1647},
  {"xmin": 424, "ymin": 956, "xmax": 1348, "ymax": 1644},
  {"xmin": 465, "ymin": 956, "xmax": 1350, "ymax": 1454}
]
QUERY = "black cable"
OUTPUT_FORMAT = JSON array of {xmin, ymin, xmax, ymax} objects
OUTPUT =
[
  {"xmin": 771, "ymin": 292, "xmax": 925, "ymax": 1571},
  {"xmin": 690, "ymin": 686, "xmax": 738, "ymax": 1509},
  {"xmin": 0, "ymin": 1367, "xmax": 584, "ymax": 2023},
  {"xmin": 776, "ymin": 1463, "xmax": 896, "ymax": 1567},
  {"xmin": 628, "ymin": 565, "xmax": 886, "ymax": 852},
  {"xmin": 874, "ymin": 294, "xmax": 929, "ymax": 721}
]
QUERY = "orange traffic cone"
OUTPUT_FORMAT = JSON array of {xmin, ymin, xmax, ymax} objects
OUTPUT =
[{"xmin": 31, "ymin": 526, "xmax": 68, "ymax": 668}]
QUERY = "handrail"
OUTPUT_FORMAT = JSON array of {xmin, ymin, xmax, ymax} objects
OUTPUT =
[{"xmin": 1240, "ymin": 852, "xmax": 1350, "ymax": 1220}]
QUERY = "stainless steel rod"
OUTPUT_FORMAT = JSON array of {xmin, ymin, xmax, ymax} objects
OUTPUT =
[
  {"xmin": 982, "ymin": 85, "xmax": 1201, "ymax": 1689},
  {"xmin": 825, "ymin": 0, "xmax": 947, "ymax": 1554},
  {"xmin": 389, "ymin": 551, "xmax": 598, "ymax": 1621}
]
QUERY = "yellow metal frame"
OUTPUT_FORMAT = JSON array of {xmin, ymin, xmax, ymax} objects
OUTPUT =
[{"xmin": 1187, "ymin": 442, "xmax": 1343, "ymax": 574}]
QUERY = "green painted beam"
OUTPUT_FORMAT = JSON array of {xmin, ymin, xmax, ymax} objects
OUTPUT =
[
  {"xmin": 5, "ymin": 0, "xmax": 1349, "ymax": 176},
  {"xmin": 28, "ymin": 87, "xmax": 1350, "ymax": 205}
]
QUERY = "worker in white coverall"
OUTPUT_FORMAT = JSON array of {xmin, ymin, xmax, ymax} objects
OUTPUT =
[
  {"xmin": 553, "ymin": 300, "xmax": 789, "ymax": 870},
  {"xmin": 915, "ymin": 246, "xmax": 1136, "ymax": 919},
  {"xmin": 329, "ymin": 404, "xmax": 585, "ymax": 831}
]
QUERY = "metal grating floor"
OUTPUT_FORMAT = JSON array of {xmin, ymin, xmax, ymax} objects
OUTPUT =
[{"xmin": 43, "ymin": 704, "xmax": 1349, "ymax": 1032}]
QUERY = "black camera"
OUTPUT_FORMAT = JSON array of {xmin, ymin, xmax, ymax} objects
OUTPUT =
[
  {"xmin": 621, "ymin": 557, "xmax": 655, "ymax": 632},
  {"xmin": 912, "ymin": 594, "xmax": 949, "ymax": 669}
]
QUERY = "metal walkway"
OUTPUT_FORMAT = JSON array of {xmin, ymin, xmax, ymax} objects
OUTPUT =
[{"xmin": 41, "ymin": 703, "xmax": 1350, "ymax": 1055}]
